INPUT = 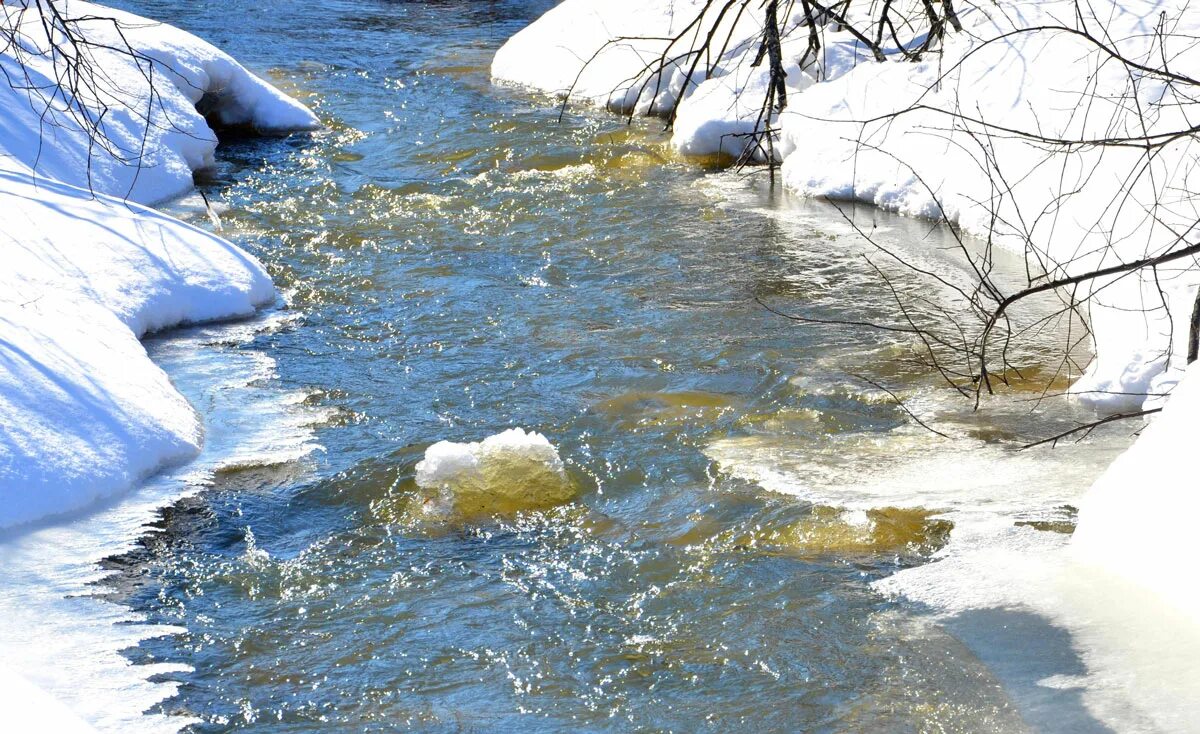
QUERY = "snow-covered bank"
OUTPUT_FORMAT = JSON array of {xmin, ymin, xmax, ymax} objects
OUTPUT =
[
  {"xmin": 0, "ymin": 316, "xmax": 326, "ymax": 732},
  {"xmin": 0, "ymin": 668, "xmax": 97, "ymax": 733},
  {"xmin": 0, "ymin": 0, "xmax": 318, "ymax": 204},
  {"xmin": 492, "ymin": 1, "xmax": 903, "ymax": 160},
  {"xmin": 0, "ymin": 170, "xmax": 274, "ymax": 529},
  {"xmin": 770, "ymin": 1, "xmax": 1200, "ymax": 410},
  {"xmin": 493, "ymin": 0, "xmax": 1200, "ymax": 573},
  {"xmin": 699, "ymin": 180, "xmax": 1200, "ymax": 732},
  {"xmin": 493, "ymin": 0, "xmax": 1200, "ymax": 411},
  {"xmin": 0, "ymin": 0, "xmax": 317, "ymax": 530}
]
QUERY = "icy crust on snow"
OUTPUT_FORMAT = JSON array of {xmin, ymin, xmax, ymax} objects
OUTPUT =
[
  {"xmin": 414, "ymin": 428, "xmax": 576, "ymax": 520},
  {"xmin": 874, "ymin": 521, "xmax": 1200, "ymax": 733},
  {"xmin": 0, "ymin": 0, "xmax": 319, "ymax": 204}
]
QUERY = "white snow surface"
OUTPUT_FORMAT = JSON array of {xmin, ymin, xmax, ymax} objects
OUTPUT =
[
  {"xmin": 1072, "ymin": 358, "xmax": 1200, "ymax": 620},
  {"xmin": 1, "ymin": 0, "xmax": 319, "ymax": 204},
  {"xmin": 0, "ymin": 170, "xmax": 276, "ymax": 530},
  {"xmin": 0, "ymin": 0, "xmax": 317, "ymax": 530},
  {"xmin": 0, "ymin": 315, "xmax": 326, "ymax": 733},
  {"xmin": 492, "ymin": 0, "xmax": 882, "ymax": 160},
  {"xmin": 772, "ymin": 1, "xmax": 1200, "ymax": 410}
]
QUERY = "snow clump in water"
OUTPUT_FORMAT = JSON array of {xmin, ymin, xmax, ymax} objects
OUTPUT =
[{"xmin": 414, "ymin": 428, "xmax": 575, "ymax": 520}]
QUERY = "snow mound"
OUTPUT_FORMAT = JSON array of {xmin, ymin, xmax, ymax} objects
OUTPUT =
[
  {"xmin": 0, "ymin": 169, "xmax": 276, "ymax": 531},
  {"xmin": 0, "ymin": 316, "xmax": 326, "ymax": 734},
  {"xmin": 414, "ymin": 428, "xmax": 575, "ymax": 520},
  {"xmin": 0, "ymin": 0, "xmax": 318, "ymax": 529},
  {"xmin": 1072, "ymin": 360, "xmax": 1200, "ymax": 620},
  {"xmin": 492, "ymin": 0, "xmax": 735, "ymax": 115},
  {"xmin": 0, "ymin": 0, "xmax": 319, "ymax": 204}
]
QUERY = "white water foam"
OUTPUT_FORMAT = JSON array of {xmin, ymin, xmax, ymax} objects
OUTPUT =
[{"xmin": 0, "ymin": 313, "xmax": 325, "ymax": 732}]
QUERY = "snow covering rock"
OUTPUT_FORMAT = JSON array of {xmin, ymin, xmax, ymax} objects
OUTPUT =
[
  {"xmin": 414, "ymin": 428, "xmax": 575, "ymax": 520},
  {"xmin": 0, "ymin": 0, "xmax": 319, "ymax": 204},
  {"xmin": 0, "ymin": 0, "xmax": 316, "ymax": 531}
]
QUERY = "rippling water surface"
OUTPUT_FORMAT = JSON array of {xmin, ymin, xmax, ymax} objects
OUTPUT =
[{"xmin": 99, "ymin": 1, "xmax": 1139, "ymax": 731}]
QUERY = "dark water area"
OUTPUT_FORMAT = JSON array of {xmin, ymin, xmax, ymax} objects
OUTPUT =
[{"xmin": 100, "ymin": 1, "xmax": 1131, "ymax": 731}]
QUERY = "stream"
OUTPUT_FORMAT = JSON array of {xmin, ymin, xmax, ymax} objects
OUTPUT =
[{"xmin": 75, "ymin": 0, "xmax": 1152, "ymax": 731}]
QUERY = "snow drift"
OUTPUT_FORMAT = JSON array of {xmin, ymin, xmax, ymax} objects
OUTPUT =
[
  {"xmin": 0, "ymin": 170, "xmax": 275, "ymax": 529},
  {"xmin": 0, "ymin": 0, "xmax": 318, "ymax": 204},
  {"xmin": 0, "ymin": 0, "xmax": 317, "ymax": 530},
  {"xmin": 1071, "ymin": 359, "xmax": 1200, "ymax": 618}
]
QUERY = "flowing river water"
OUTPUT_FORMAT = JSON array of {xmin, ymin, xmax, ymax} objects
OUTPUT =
[{"xmin": 54, "ymin": 0, "xmax": 1166, "ymax": 731}]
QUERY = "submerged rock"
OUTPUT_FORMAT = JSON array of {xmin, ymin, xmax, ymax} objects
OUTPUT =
[
  {"xmin": 721, "ymin": 506, "xmax": 953, "ymax": 558},
  {"xmin": 413, "ymin": 428, "xmax": 576, "ymax": 520},
  {"xmin": 777, "ymin": 506, "xmax": 954, "ymax": 556}
]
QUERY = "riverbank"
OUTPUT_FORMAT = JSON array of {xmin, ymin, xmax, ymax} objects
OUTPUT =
[
  {"xmin": 0, "ymin": 0, "xmax": 316, "ymax": 531},
  {"xmin": 3, "ymin": 0, "xmax": 1197, "ymax": 730}
]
